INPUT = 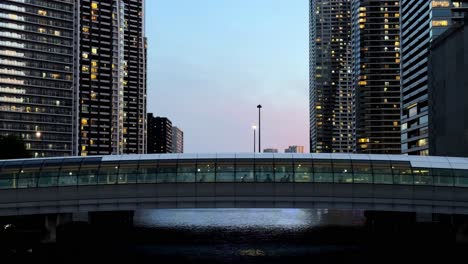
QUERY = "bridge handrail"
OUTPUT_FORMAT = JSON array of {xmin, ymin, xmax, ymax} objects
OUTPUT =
[{"xmin": 0, "ymin": 156, "xmax": 466, "ymax": 189}]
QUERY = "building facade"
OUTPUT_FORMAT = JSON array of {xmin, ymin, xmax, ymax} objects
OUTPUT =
[
  {"xmin": 309, "ymin": 0, "xmax": 354, "ymax": 153},
  {"xmin": 263, "ymin": 148, "xmax": 278, "ymax": 153},
  {"xmin": 147, "ymin": 114, "xmax": 172, "ymax": 154},
  {"xmin": 0, "ymin": 0, "xmax": 75, "ymax": 157},
  {"xmin": 351, "ymin": 0, "xmax": 401, "ymax": 154},
  {"xmin": 122, "ymin": 0, "xmax": 146, "ymax": 154},
  {"xmin": 172, "ymin": 126, "xmax": 183, "ymax": 153},
  {"xmin": 429, "ymin": 20, "xmax": 468, "ymax": 157},
  {"xmin": 400, "ymin": 0, "xmax": 468, "ymax": 155},
  {"xmin": 285, "ymin": 146, "xmax": 305, "ymax": 153},
  {"xmin": 78, "ymin": 0, "xmax": 146, "ymax": 156}
]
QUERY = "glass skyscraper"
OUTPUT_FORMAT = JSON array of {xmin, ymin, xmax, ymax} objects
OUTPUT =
[
  {"xmin": 400, "ymin": 0, "xmax": 468, "ymax": 155},
  {"xmin": 310, "ymin": 0, "xmax": 354, "ymax": 153},
  {"xmin": 0, "ymin": 0, "xmax": 75, "ymax": 157},
  {"xmin": 352, "ymin": 0, "xmax": 401, "ymax": 154}
]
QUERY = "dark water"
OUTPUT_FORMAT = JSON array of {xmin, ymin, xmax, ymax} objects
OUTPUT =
[{"xmin": 1, "ymin": 209, "xmax": 466, "ymax": 263}]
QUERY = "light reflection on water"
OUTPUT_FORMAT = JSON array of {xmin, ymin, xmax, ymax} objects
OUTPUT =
[{"xmin": 134, "ymin": 209, "xmax": 365, "ymax": 229}]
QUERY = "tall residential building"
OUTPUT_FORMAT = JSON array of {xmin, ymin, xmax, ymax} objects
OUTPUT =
[
  {"xmin": 309, "ymin": 0, "xmax": 354, "ymax": 153},
  {"xmin": 147, "ymin": 114, "xmax": 172, "ymax": 154},
  {"xmin": 351, "ymin": 0, "xmax": 401, "ymax": 154},
  {"xmin": 429, "ymin": 19, "xmax": 468, "ymax": 157},
  {"xmin": 400, "ymin": 0, "xmax": 468, "ymax": 155},
  {"xmin": 78, "ymin": 0, "xmax": 146, "ymax": 156},
  {"xmin": 122, "ymin": 0, "xmax": 146, "ymax": 154},
  {"xmin": 172, "ymin": 126, "xmax": 183, "ymax": 153},
  {"xmin": 0, "ymin": 0, "xmax": 75, "ymax": 157},
  {"xmin": 285, "ymin": 146, "xmax": 305, "ymax": 153}
]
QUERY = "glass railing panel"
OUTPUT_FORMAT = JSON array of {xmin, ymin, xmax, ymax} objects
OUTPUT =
[
  {"xmin": 78, "ymin": 167, "xmax": 99, "ymax": 185},
  {"xmin": 197, "ymin": 161, "xmax": 215, "ymax": 183},
  {"xmin": 294, "ymin": 159, "xmax": 313, "ymax": 182},
  {"xmin": 333, "ymin": 160, "xmax": 353, "ymax": 183},
  {"xmin": 432, "ymin": 168, "xmax": 453, "ymax": 187},
  {"xmin": 235, "ymin": 160, "xmax": 255, "ymax": 182},
  {"xmin": 177, "ymin": 161, "xmax": 196, "ymax": 183},
  {"xmin": 372, "ymin": 161, "xmax": 394, "ymax": 184},
  {"xmin": 98, "ymin": 163, "xmax": 119, "ymax": 185},
  {"xmin": 314, "ymin": 159, "xmax": 333, "ymax": 183},
  {"xmin": 453, "ymin": 169, "xmax": 468, "ymax": 187},
  {"xmin": 413, "ymin": 168, "xmax": 433, "ymax": 185},
  {"xmin": 37, "ymin": 176, "xmax": 57, "ymax": 188},
  {"xmin": 216, "ymin": 160, "xmax": 235, "ymax": 182},
  {"xmin": 255, "ymin": 160, "xmax": 274, "ymax": 183},
  {"xmin": 138, "ymin": 160, "xmax": 157, "ymax": 183},
  {"xmin": 392, "ymin": 162, "xmax": 413, "ymax": 185},
  {"xmin": 352, "ymin": 160, "xmax": 373, "ymax": 184},
  {"xmin": 157, "ymin": 161, "xmax": 177, "ymax": 183},
  {"xmin": 118, "ymin": 161, "xmax": 139, "ymax": 184},
  {"xmin": 274, "ymin": 160, "xmax": 294, "ymax": 182}
]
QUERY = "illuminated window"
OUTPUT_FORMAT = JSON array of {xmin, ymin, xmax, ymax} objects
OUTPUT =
[
  {"xmin": 358, "ymin": 138, "xmax": 370, "ymax": 143},
  {"xmin": 38, "ymin": 10, "xmax": 47, "ymax": 16},
  {"xmin": 91, "ymin": 48, "xmax": 98, "ymax": 54},
  {"xmin": 82, "ymin": 26, "xmax": 89, "ymax": 33},
  {"xmin": 418, "ymin": 139, "xmax": 428, "ymax": 147},
  {"xmin": 82, "ymin": 52, "xmax": 89, "ymax": 59},
  {"xmin": 81, "ymin": 119, "xmax": 88, "ymax": 125},
  {"xmin": 51, "ymin": 74, "xmax": 60, "ymax": 79},
  {"xmin": 91, "ymin": 60, "xmax": 98, "ymax": 67},
  {"xmin": 432, "ymin": 1, "xmax": 450, "ymax": 8},
  {"xmin": 433, "ymin": 20, "xmax": 449, "ymax": 27},
  {"xmin": 91, "ymin": 2, "xmax": 99, "ymax": 9},
  {"xmin": 91, "ymin": 74, "xmax": 97, "ymax": 80},
  {"xmin": 38, "ymin": 28, "xmax": 46, "ymax": 33}
]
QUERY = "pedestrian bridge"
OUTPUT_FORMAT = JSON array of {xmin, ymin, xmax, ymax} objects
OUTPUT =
[{"xmin": 1, "ymin": 153, "xmax": 468, "ymax": 216}]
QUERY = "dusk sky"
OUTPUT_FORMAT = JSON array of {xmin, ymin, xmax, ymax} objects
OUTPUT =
[{"xmin": 146, "ymin": 0, "xmax": 309, "ymax": 153}]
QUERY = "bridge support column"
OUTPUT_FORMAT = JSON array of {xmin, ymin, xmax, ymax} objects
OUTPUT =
[{"xmin": 43, "ymin": 213, "xmax": 73, "ymax": 243}]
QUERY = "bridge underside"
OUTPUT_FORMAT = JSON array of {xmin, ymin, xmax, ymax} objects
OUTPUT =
[{"xmin": 1, "ymin": 183, "xmax": 468, "ymax": 216}]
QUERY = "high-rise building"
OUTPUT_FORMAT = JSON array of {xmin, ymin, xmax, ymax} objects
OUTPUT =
[
  {"xmin": 429, "ymin": 19, "xmax": 468, "ymax": 157},
  {"xmin": 147, "ymin": 114, "xmax": 172, "ymax": 154},
  {"xmin": 263, "ymin": 148, "xmax": 278, "ymax": 153},
  {"xmin": 309, "ymin": 0, "xmax": 354, "ymax": 153},
  {"xmin": 0, "ymin": 0, "xmax": 75, "ymax": 157},
  {"xmin": 351, "ymin": 0, "xmax": 401, "ymax": 154},
  {"xmin": 285, "ymin": 146, "xmax": 305, "ymax": 153},
  {"xmin": 400, "ymin": 0, "xmax": 468, "ymax": 155},
  {"xmin": 172, "ymin": 126, "xmax": 183, "ymax": 153},
  {"xmin": 78, "ymin": 0, "xmax": 146, "ymax": 156},
  {"xmin": 122, "ymin": 0, "xmax": 146, "ymax": 154}
]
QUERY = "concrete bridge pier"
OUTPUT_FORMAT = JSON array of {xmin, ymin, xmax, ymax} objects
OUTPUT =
[
  {"xmin": 43, "ymin": 213, "xmax": 73, "ymax": 243},
  {"xmin": 44, "ymin": 211, "xmax": 135, "ymax": 243}
]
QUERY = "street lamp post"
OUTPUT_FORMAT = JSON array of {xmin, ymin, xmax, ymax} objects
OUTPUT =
[
  {"xmin": 252, "ymin": 125, "xmax": 257, "ymax": 153},
  {"xmin": 257, "ymin": 105, "xmax": 262, "ymax": 153}
]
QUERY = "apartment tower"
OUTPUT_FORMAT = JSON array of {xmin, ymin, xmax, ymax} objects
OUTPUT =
[
  {"xmin": 400, "ymin": 0, "xmax": 468, "ymax": 155},
  {"xmin": 352, "ymin": 0, "xmax": 401, "ymax": 154},
  {"xmin": 310, "ymin": 0, "xmax": 354, "ymax": 153}
]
